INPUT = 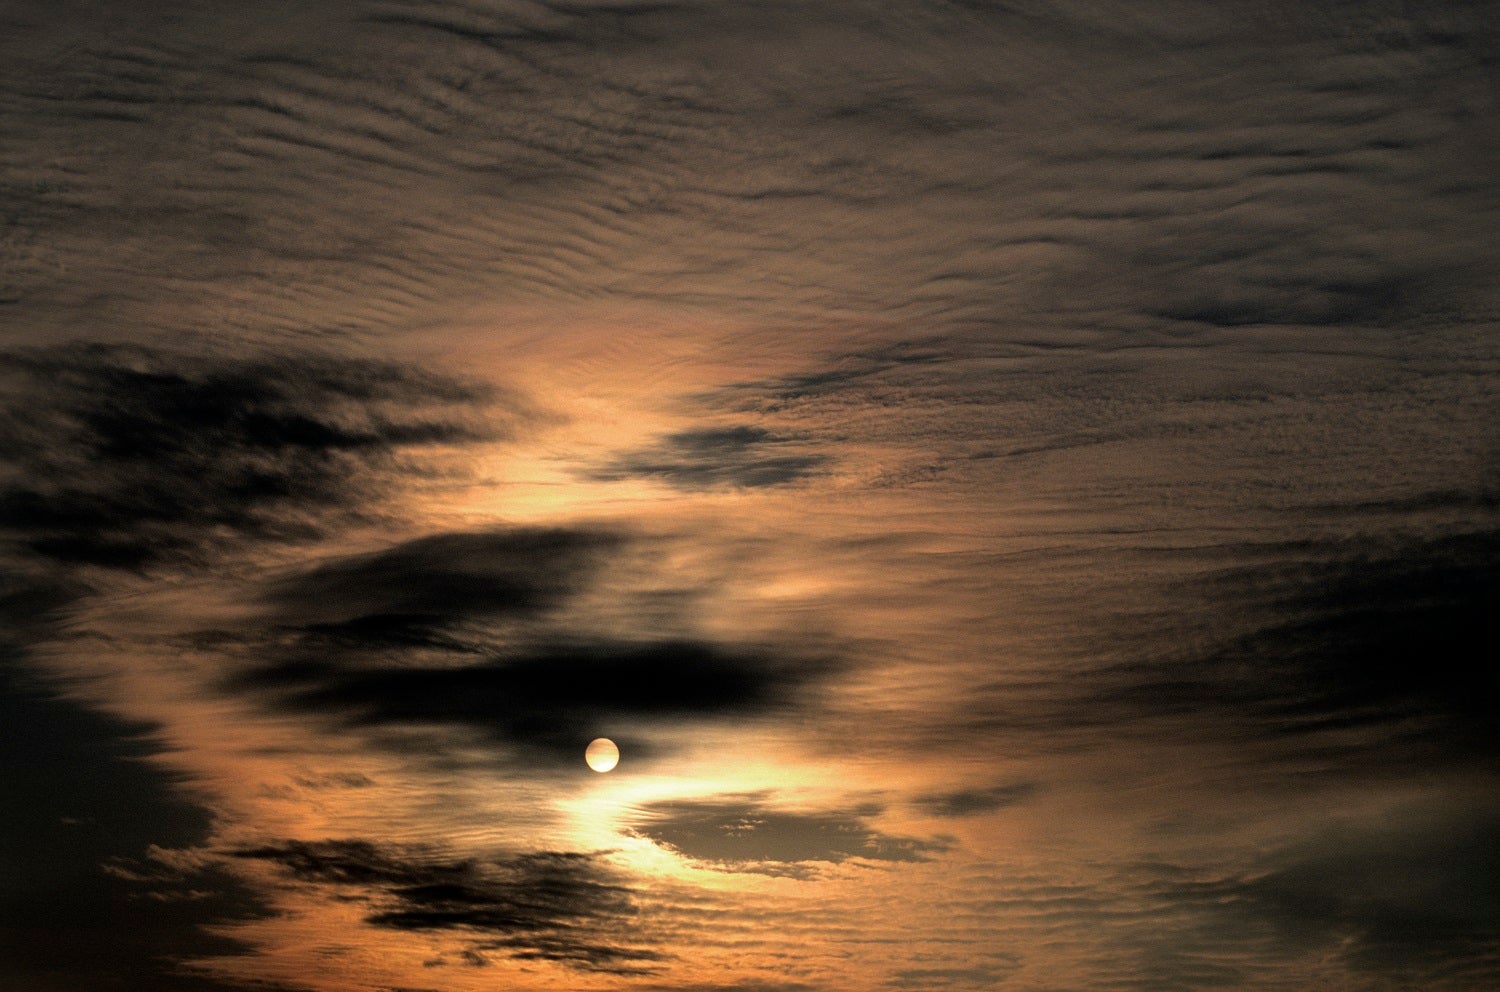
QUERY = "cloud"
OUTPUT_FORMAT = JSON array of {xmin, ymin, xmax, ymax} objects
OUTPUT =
[
  {"xmin": 1240, "ymin": 822, "xmax": 1500, "ymax": 977},
  {"xmin": 633, "ymin": 984, "xmax": 821, "ymax": 992},
  {"xmin": 0, "ymin": 343, "xmax": 497, "ymax": 570},
  {"xmin": 715, "ymin": 343, "xmax": 950, "ymax": 412},
  {"xmin": 955, "ymin": 529, "xmax": 1500, "ymax": 771},
  {"xmin": 0, "ymin": 569, "xmax": 87, "ymax": 635},
  {"xmin": 5, "ymin": 0, "xmax": 1494, "ymax": 356},
  {"xmin": 1138, "ymin": 530, "xmax": 1499, "ymax": 759},
  {"xmin": 218, "ymin": 523, "xmax": 844, "ymax": 766},
  {"xmin": 4, "ymin": 2, "xmax": 1497, "ymax": 989},
  {"xmin": 628, "ymin": 793, "xmax": 950, "ymax": 875},
  {"xmin": 586, "ymin": 425, "xmax": 830, "ymax": 490},
  {"xmin": 233, "ymin": 840, "xmax": 662, "ymax": 973},
  {"xmin": 886, "ymin": 958, "xmax": 1022, "ymax": 989},
  {"xmin": 914, "ymin": 782, "xmax": 1038, "ymax": 818},
  {"xmin": 290, "ymin": 772, "xmax": 375, "ymax": 791},
  {"xmin": 258, "ymin": 527, "xmax": 623, "ymax": 652},
  {"xmin": 1143, "ymin": 811, "xmax": 1500, "ymax": 985},
  {"xmin": 240, "ymin": 639, "xmax": 834, "ymax": 763},
  {"xmin": 0, "ymin": 658, "xmax": 276, "ymax": 992}
]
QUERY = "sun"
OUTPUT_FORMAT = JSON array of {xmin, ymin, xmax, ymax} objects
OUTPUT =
[{"xmin": 585, "ymin": 737, "xmax": 620, "ymax": 773}]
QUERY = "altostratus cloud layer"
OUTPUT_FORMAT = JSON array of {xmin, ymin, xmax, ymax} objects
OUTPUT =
[
  {"xmin": 2, "ymin": 2, "xmax": 1497, "ymax": 992},
  {"xmin": 4, "ymin": 0, "xmax": 1493, "ymax": 343}
]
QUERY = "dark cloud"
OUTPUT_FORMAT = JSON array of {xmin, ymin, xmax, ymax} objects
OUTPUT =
[
  {"xmin": 1144, "ymin": 812, "xmax": 1500, "ymax": 985},
  {"xmin": 962, "ymin": 530, "xmax": 1500, "ymax": 770},
  {"xmin": 1306, "ymin": 488, "xmax": 1500, "ymax": 517},
  {"xmin": 221, "ymin": 523, "xmax": 842, "ymax": 765},
  {"xmin": 0, "ymin": 343, "xmax": 495, "ymax": 570},
  {"xmin": 240, "ymin": 639, "xmax": 834, "ymax": 764},
  {"xmin": 0, "ymin": 569, "xmax": 87, "ymax": 635},
  {"xmin": 587, "ymin": 425, "xmax": 830, "ymax": 490},
  {"xmin": 258, "ymin": 528, "xmax": 622, "ymax": 652},
  {"xmin": 628, "ymin": 794, "xmax": 950, "ymax": 875},
  {"xmin": 715, "ymin": 342, "xmax": 951, "ymax": 413},
  {"xmin": 1142, "ymin": 530, "xmax": 1499, "ymax": 760},
  {"xmin": 0, "ymin": 660, "xmax": 275, "ymax": 992},
  {"xmin": 1130, "ymin": 208, "xmax": 1458, "ymax": 330},
  {"xmin": 914, "ymin": 782, "xmax": 1038, "ymax": 818},
  {"xmin": 233, "ymin": 840, "xmax": 661, "ymax": 973}
]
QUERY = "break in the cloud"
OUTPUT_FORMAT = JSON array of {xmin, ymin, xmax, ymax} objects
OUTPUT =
[
  {"xmin": 0, "ymin": 343, "xmax": 497, "ymax": 570},
  {"xmin": 586, "ymin": 426, "xmax": 831, "ymax": 490},
  {"xmin": 628, "ymin": 793, "xmax": 950, "ymax": 876},
  {"xmin": 233, "ymin": 841, "xmax": 661, "ymax": 973}
]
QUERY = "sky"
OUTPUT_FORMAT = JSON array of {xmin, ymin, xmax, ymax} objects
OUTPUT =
[{"xmin": 1, "ymin": 1, "xmax": 1497, "ymax": 990}]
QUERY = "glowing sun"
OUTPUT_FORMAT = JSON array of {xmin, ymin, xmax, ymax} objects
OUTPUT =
[{"xmin": 585, "ymin": 737, "xmax": 620, "ymax": 773}]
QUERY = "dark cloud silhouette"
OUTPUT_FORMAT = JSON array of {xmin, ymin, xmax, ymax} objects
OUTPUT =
[
  {"xmin": 0, "ymin": 570, "xmax": 87, "ymax": 635},
  {"xmin": 217, "ymin": 523, "xmax": 842, "ymax": 766},
  {"xmin": 587, "ymin": 425, "xmax": 830, "ymax": 490},
  {"xmin": 0, "ymin": 659, "xmax": 275, "ymax": 992},
  {"xmin": 240, "ymin": 639, "xmax": 834, "ymax": 763},
  {"xmin": 0, "ymin": 343, "xmax": 495, "ymax": 570},
  {"xmin": 233, "ymin": 841, "xmax": 661, "ymax": 973},
  {"xmin": 629, "ymin": 794, "xmax": 950, "ymax": 875},
  {"xmin": 258, "ymin": 527, "xmax": 622, "ymax": 652},
  {"xmin": 914, "ymin": 782, "xmax": 1038, "ymax": 818},
  {"xmin": 959, "ymin": 530, "xmax": 1500, "ymax": 770},
  {"xmin": 1129, "ymin": 530, "xmax": 1499, "ymax": 759},
  {"xmin": 1144, "ymin": 812, "xmax": 1500, "ymax": 985}
]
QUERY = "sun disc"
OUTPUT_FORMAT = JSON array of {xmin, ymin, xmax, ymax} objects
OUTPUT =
[{"xmin": 585, "ymin": 737, "xmax": 619, "ymax": 773}]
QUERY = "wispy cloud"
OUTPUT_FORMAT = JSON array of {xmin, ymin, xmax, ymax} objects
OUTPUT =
[
  {"xmin": 930, "ymin": 529, "xmax": 1500, "ymax": 774},
  {"xmin": 233, "ymin": 841, "xmax": 662, "ymax": 973},
  {"xmin": 586, "ymin": 425, "xmax": 830, "ymax": 490},
  {"xmin": 1128, "ymin": 810, "xmax": 1500, "ymax": 987},
  {"xmin": 914, "ymin": 782, "xmax": 1039, "ymax": 818}
]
